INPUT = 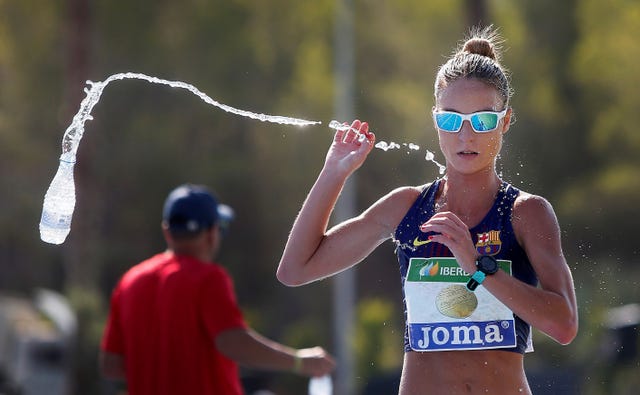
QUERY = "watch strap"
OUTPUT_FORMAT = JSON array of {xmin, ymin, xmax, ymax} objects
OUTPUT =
[{"xmin": 466, "ymin": 270, "xmax": 486, "ymax": 291}]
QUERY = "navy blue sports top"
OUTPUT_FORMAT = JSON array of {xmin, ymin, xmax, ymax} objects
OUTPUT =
[{"xmin": 394, "ymin": 179, "xmax": 537, "ymax": 354}]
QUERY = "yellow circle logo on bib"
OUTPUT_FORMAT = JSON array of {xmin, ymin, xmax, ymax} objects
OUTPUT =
[{"xmin": 435, "ymin": 284, "xmax": 478, "ymax": 319}]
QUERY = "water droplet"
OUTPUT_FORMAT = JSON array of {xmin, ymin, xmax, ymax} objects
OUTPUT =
[{"xmin": 375, "ymin": 141, "xmax": 401, "ymax": 151}]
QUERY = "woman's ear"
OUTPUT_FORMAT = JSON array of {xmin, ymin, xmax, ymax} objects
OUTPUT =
[
  {"xmin": 501, "ymin": 107, "xmax": 513, "ymax": 135},
  {"xmin": 431, "ymin": 106, "xmax": 438, "ymax": 130}
]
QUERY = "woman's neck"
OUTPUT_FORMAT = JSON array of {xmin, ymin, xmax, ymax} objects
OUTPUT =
[{"xmin": 437, "ymin": 169, "xmax": 502, "ymax": 226}]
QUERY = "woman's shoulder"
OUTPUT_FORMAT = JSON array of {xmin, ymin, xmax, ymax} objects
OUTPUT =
[
  {"xmin": 389, "ymin": 184, "xmax": 426, "ymax": 198},
  {"xmin": 512, "ymin": 189, "xmax": 560, "ymax": 234},
  {"xmin": 364, "ymin": 183, "xmax": 432, "ymax": 232},
  {"xmin": 383, "ymin": 183, "xmax": 434, "ymax": 207},
  {"xmin": 512, "ymin": 189, "xmax": 554, "ymax": 214}
]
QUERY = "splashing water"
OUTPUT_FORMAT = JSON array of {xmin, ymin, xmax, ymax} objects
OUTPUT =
[
  {"xmin": 328, "ymin": 120, "xmax": 369, "ymax": 143},
  {"xmin": 425, "ymin": 150, "xmax": 446, "ymax": 175},
  {"xmin": 40, "ymin": 72, "xmax": 321, "ymax": 244},
  {"xmin": 376, "ymin": 141, "xmax": 401, "ymax": 151},
  {"xmin": 60, "ymin": 72, "xmax": 320, "ymax": 160},
  {"xmin": 392, "ymin": 236, "xmax": 418, "ymax": 253},
  {"xmin": 328, "ymin": 120, "xmax": 446, "ymax": 174},
  {"xmin": 405, "ymin": 143, "xmax": 420, "ymax": 150}
]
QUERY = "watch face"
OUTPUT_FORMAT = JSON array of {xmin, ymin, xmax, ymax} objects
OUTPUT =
[{"xmin": 478, "ymin": 256, "xmax": 499, "ymax": 274}]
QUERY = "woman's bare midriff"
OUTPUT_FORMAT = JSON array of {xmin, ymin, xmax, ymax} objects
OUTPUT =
[{"xmin": 398, "ymin": 350, "xmax": 532, "ymax": 395}]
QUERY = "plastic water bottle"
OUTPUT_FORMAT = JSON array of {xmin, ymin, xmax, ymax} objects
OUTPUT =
[
  {"xmin": 308, "ymin": 375, "xmax": 332, "ymax": 395},
  {"xmin": 39, "ymin": 157, "xmax": 76, "ymax": 244}
]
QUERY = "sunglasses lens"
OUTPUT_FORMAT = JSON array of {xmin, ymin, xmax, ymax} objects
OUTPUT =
[
  {"xmin": 435, "ymin": 112, "xmax": 462, "ymax": 132},
  {"xmin": 470, "ymin": 113, "xmax": 499, "ymax": 132}
]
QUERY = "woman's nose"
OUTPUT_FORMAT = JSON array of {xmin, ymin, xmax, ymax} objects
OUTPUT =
[{"xmin": 458, "ymin": 120, "xmax": 475, "ymax": 140}]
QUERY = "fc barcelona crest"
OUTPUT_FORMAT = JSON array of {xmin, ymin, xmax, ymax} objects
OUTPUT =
[{"xmin": 476, "ymin": 230, "xmax": 501, "ymax": 256}]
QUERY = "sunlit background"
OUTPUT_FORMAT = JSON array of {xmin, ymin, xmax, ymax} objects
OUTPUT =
[{"xmin": 1, "ymin": 0, "xmax": 639, "ymax": 394}]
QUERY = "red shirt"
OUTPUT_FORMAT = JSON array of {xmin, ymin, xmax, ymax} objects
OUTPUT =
[{"xmin": 101, "ymin": 252, "xmax": 247, "ymax": 395}]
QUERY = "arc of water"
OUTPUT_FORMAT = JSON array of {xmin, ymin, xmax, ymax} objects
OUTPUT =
[
  {"xmin": 60, "ymin": 72, "xmax": 321, "ymax": 160},
  {"xmin": 42, "ymin": 72, "xmax": 322, "ymax": 244}
]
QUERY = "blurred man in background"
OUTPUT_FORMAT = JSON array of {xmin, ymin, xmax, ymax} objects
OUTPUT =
[{"xmin": 100, "ymin": 184, "xmax": 334, "ymax": 395}]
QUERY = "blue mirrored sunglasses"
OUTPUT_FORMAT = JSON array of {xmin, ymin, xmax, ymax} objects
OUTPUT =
[{"xmin": 433, "ymin": 109, "xmax": 508, "ymax": 133}]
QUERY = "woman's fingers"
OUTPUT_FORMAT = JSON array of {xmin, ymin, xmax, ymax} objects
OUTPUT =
[
  {"xmin": 420, "ymin": 211, "xmax": 477, "ymax": 272},
  {"xmin": 340, "ymin": 120, "xmax": 369, "ymax": 144},
  {"xmin": 421, "ymin": 212, "xmax": 465, "ymax": 237}
]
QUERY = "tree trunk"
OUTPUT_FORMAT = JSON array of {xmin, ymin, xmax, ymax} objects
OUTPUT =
[{"xmin": 64, "ymin": 0, "xmax": 93, "ymax": 290}]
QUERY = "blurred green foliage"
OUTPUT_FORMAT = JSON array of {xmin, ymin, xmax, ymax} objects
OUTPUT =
[
  {"xmin": 0, "ymin": 0, "xmax": 638, "ymax": 394},
  {"xmin": 353, "ymin": 298, "xmax": 402, "ymax": 390}
]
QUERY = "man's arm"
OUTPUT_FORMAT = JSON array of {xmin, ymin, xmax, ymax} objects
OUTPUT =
[{"xmin": 215, "ymin": 328, "xmax": 335, "ymax": 377}]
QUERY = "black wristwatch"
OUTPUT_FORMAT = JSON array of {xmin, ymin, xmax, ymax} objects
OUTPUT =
[{"xmin": 466, "ymin": 255, "xmax": 499, "ymax": 291}]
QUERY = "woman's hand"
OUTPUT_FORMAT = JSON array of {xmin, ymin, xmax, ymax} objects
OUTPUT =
[
  {"xmin": 419, "ymin": 211, "xmax": 477, "ymax": 273},
  {"xmin": 324, "ymin": 119, "xmax": 375, "ymax": 178}
]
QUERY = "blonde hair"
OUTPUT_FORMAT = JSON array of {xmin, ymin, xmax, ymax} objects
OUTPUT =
[{"xmin": 434, "ymin": 26, "xmax": 512, "ymax": 107}]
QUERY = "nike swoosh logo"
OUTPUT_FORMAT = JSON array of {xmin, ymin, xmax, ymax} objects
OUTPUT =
[{"xmin": 413, "ymin": 236, "xmax": 432, "ymax": 247}]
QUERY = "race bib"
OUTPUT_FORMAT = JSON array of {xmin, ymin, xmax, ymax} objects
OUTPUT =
[{"xmin": 405, "ymin": 257, "xmax": 516, "ymax": 352}]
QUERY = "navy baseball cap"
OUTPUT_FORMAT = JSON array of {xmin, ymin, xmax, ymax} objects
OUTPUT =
[{"xmin": 162, "ymin": 184, "xmax": 234, "ymax": 236}]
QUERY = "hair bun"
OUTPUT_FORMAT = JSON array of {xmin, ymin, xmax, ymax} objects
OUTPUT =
[{"xmin": 462, "ymin": 38, "xmax": 496, "ymax": 60}]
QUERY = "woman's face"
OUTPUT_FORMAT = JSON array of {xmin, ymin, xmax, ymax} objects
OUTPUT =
[{"xmin": 434, "ymin": 78, "xmax": 511, "ymax": 176}]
